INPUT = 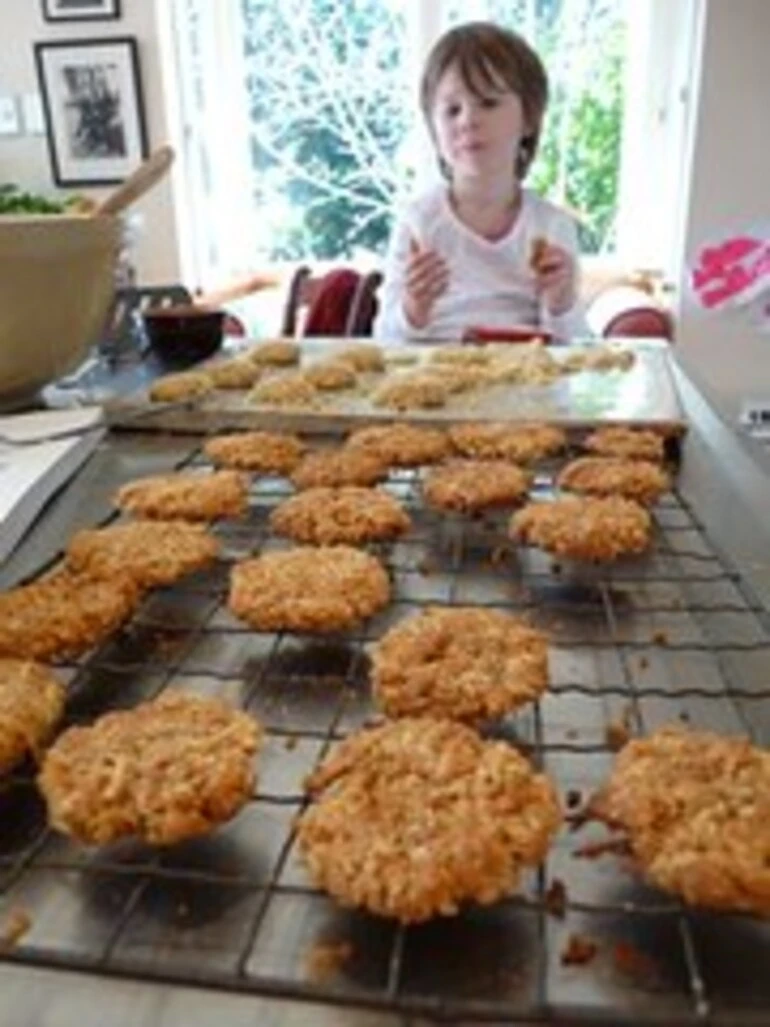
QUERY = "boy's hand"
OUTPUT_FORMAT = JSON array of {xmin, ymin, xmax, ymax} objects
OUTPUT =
[
  {"xmin": 403, "ymin": 236, "xmax": 449, "ymax": 329},
  {"xmin": 531, "ymin": 239, "xmax": 577, "ymax": 317}
]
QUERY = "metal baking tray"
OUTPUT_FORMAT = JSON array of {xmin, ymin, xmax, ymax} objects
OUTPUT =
[
  {"xmin": 105, "ymin": 338, "xmax": 684, "ymax": 436},
  {"xmin": 0, "ymin": 407, "xmax": 768, "ymax": 1027}
]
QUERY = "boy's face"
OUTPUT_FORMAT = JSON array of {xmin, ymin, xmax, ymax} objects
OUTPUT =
[{"xmin": 430, "ymin": 62, "xmax": 526, "ymax": 180}]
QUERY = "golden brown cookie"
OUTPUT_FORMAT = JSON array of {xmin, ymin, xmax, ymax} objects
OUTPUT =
[
  {"xmin": 372, "ymin": 372, "xmax": 449, "ymax": 410},
  {"xmin": 557, "ymin": 457, "xmax": 669, "ymax": 505},
  {"xmin": 0, "ymin": 660, "xmax": 65, "ymax": 773},
  {"xmin": 249, "ymin": 373, "xmax": 318, "ymax": 407},
  {"xmin": 562, "ymin": 345, "xmax": 635, "ymax": 373},
  {"xmin": 298, "ymin": 718, "xmax": 561, "ymax": 922},
  {"xmin": 203, "ymin": 430, "xmax": 305, "ymax": 475},
  {"xmin": 345, "ymin": 423, "xmax": 450, "ymax": 468},
  {"xmin": 270, "ymin": 486, "xmax": 410, "ymax": 546},
  {"xmin": 66, "ymin": 520, "xmax": 219, "ymax": 590},
  {"xmin": 530, "ymin": 235, "xmax": 549, "ymax": 272},
  {"xmin": 114, "ymin": 470, "xmax": 249, "ymax": 522},
  {"xmin": 332, "ymin": 342, "xmax": 385, "ymax": 373},
  {"xmin": 428, "ymin": 345, "xmax": 496, "ymax": 366},
  {"xmin": 148, "ymin": 370, "xmax": 213, "ymax": 403},
  {"xmin": 372, "ymin": 607, "xmax": 549, "ymax": 722},
  {"xmin": 449, "ymin": 421, "xmax": 566, "ymax": 463},
  {"xmin": 592, "ymin": 726, "xmax": 770, "ymax": 917},
  {"xmin": 511, "ymin": 495, "xmax": 652, "ymax": 562},
  {"xmin": 302, "ymin": 360, "xmax": 357, "ymax": 391},
  {"xmin": 583, "ymin": 426, "xmax": 665, "ymax": 462},
  {"xmin": 229, "ymin": 545, "xmax": 390, "ymax": 633},
  {"xmin": 0, "ymin": 569, "xmax": 139, "ymax": 661},
  {"xmin": 247, "ymin": 338, "xmax": 301, "ymax": 366},
  {"xmin": 39, "ymin": 691, "xmax": 261, "ymax": 846},
  {"xmin": 206, "ymin": 357, "xmax": 262, "ymax": 390},
  {"xmin": 290, "ymin": 447, "xmax": 388, "ymax": 490},
  {"xmin": 423, "ymin": 460, "xmax": 530, "ymax": 513}
]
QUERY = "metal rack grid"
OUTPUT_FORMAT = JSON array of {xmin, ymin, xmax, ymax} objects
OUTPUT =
[{"xmin": 0, "ymin": 435, "xmax": 768, "ymax": 1026}]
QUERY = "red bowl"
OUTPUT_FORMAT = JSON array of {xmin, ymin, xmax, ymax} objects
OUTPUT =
[{"xmin": 463, "ymin": 325, "xmax": 554, "ymax": 344}]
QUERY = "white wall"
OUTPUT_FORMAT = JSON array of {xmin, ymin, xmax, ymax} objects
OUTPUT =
[
  {"xmin": 675, "ymin": 0, "xmax": 770, "ymax": 421},
  {"xmin": 0, "ymin": 0, "xmax": 181, "ymax": 285}
]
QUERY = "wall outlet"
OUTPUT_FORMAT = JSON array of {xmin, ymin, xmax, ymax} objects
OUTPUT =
[{"xmin": 739, "ymin": 399, "xmax": 770, "ymax": 437}]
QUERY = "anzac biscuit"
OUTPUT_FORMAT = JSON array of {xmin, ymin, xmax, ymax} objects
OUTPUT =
[
  {"xmin": 206, "ymin": 357, "xmax": 262, "ymax": 390},
  {"xmin": 203, "ymin": 430, "xmax": 306, "ymax": 475},
  {"xmin": 0, "ymin": 660, "xmax": 65, "ymax": 773},
  {"xmin": 511, "ymin": 495, "xmax": 651, "ymax": 562},
  {"xmin": 114, "ymin": 469, "xmax": 249, "ymax": 522},
  {"xmin": 66, "ymin": 520, "xmax": 219, "ymax": 589},
  {"xmin": 593, "ymin": 726, "xmax": 770, "ymax": 917},
  {"xmin": 302, "ymin": 360, "xmax": 357, "ymax": 391},
  {"xmin": 148, "ymin": 370, "xmax": 213, "ymax": 403},
  {"xmin": 247, "ymin": 338, "xmax": 301, "ymax": 366},
  {"xmin": 449, "ymin": 421, "xmax": 566, "ymax": 463},
  {"xmin": 249, "ymin": 373, "xmax": 318, "ymax": 407},
  {"xmin": 372, "ymin": 373, "xmax": 449, "ymax": 411},
  {"xmin": 429, "ymin": 345, "xmax": 496, "ymax": 366},
  {"xmin": 372, "ymin": 606, "xmax": 549, "ymax": 721},
  {"xmin": 345, "ymin": 423, "xmax": 450, "ymax": 468},
  {"xmin": 229, "ymin": 545, "xmax": 390, "ymax": 633},
  {"xmin": 557, "ymin": 457, "xmax": 669, "ymax": 505},
  {"xmin": 270, "ymin": 486, "xmax": 410, "ymax": 546},
  {"xmin": 423, "ymin": 460, "xmax": 529, "ymax": 513},
  {"xmin": 332, "ymin": 342, "xmax": 385, "ymax": 373},
  {"xmin": 39, "ymin": 691, "xmax": 261, "ymax": 846},
  {"xmin": 583, "ymin": 426, "xmax": 665, "ymax": 462},
  {"xmin": 298, "ymin": 717, "xmax": 561, "ymax": 922},
  {"xmin": 290, "ymin": 447, "xmax": 388, "ymax": 490},
  {"xmin": 562, "ymin": 346, "xmax": 635, "ymax": 373},
  {"xmin": 530, "ymin": 235, "xmax": 549, "ymax": 272},
  {"xmin": 0, "ymin": 569, "xmax": 139, "ymax": 661}
]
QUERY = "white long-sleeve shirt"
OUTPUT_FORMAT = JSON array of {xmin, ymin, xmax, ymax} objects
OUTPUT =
[{"xmin": 373, "ymin": 184, "xmax": 588, "ymax": 343}]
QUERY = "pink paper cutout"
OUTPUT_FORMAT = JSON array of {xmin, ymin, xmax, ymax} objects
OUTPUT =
[{"xmin": 691, "ymin": 234, "xmax": 770, "ymax": 309}]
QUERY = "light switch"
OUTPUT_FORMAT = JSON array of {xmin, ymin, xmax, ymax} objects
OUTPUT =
[
  {"xmin": 0, "ymin": 95, "xmax": 21, "ymax": 136},
  {"xmin": 22, "ymin": 94, "xmax": 45, "ymax": 136}
]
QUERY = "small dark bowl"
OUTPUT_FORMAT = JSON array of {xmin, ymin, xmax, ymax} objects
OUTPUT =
[{"xmin": 143, "ymin": 305, "xmax": 224, "ymax": 367}]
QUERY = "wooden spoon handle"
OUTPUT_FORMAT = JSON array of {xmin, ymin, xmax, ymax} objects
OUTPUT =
[{"xmin": 94, "ymin": 145, "xmax": 175, "ymax": 218}]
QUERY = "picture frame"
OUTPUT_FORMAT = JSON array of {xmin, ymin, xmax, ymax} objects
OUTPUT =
[
  {"xmin": 34, "ymin": 37, "xmax": 148, "ymax": 187},
  {"xmin": 41, "ymin": 0, "xmax": 121, "ymax": 23}
]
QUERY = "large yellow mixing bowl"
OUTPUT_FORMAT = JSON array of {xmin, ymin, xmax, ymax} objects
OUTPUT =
[{"xmin": 0, "ymin": 214, "xmax": 120, "ymax": 407}]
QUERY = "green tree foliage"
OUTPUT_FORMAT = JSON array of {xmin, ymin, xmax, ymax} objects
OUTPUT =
[{"xmin": 240, "ymin": 0, "xmax": 625, "ymax": 259}]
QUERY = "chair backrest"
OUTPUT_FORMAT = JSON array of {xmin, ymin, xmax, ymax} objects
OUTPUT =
[{"xmin": 281, "ymin": 266, "xmax": 382, "ymax": 338}]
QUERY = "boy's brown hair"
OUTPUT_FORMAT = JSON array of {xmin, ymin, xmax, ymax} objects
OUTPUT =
[{"xmin": 420, "ymin": 21, "xmax": 549, "ymax": 180}]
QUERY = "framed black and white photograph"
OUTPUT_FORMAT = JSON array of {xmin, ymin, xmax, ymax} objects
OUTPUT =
[
  {"xmin": 42, "ymin": 0, "xmax": 121, "ymax": 23},
  {"xmin": 34, "ymin": 38, "xmax": 148, "ymax": 186}
]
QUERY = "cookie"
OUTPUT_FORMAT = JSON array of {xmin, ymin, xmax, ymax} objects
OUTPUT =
[
  {"xmin": 298, "ymin": 718, "xmax": 561, "ymax": 922},
  {"xmin": 557, "ymin": 457, "xmax": 669, "ymax": 505},
  {"xmin": 0, "ymin": 660, "xmax": 65, "ymax": 773},
  {"xmin": 249, "ymin": 373, "xmax": 318, "ymax": 407},
  {"xmin": 247, "ymin": 339, "xmax": 301, "ymax": 366},
  {"xmin": 423, "ymin": 459, "xmax": 529, "ymax": 513},
  {"xmin": 592, "ymin": 726, "xmax": 770, "ymax": 917},
  {"xmin": 302, "ymin": 360, "xmax": 357, "ymax": 391},
  {"xmin": 66, "ymin": 520, "xmax": 219, "ymax": 589},
  {"xmin": 39, "ymin": 691, "xmax": 261, "ymax": 846},
  {"xmin": 148, "ymin": 371, "xmax": 213, "ymax": 403},
  {"xmin": 372, "ymin": 606, "xmax": 549, "ymax": 721},
  {"xmin": 206, "ymin": 357, "xmax": 262, "ymax": 390},
  {"xmin": 449, "ymin": 422, "xmax": 566, "ymax": 463},
  {"xmin": 270, "ymin": 486, "xmax": 410, "ymax": 546},
  {"xmin": 290, "ymin": 447, "xmax": 388, "ymax": 490},
  {"xmin": 583, "ymin": 426, "xmax": 665, "ymax": 463},
  {"xmin": 511, "ymin": 495, "xmax": 651, "ymax": 562},
  {"xmin": 203, "ymin": 431, "xmax": 305, "ymax": 475},
  {"xmin": 372, "ymin": 373, "xmax": 449, "ymax": 410},
  {"xmin": 114, "ymin": 470, "xmax": 249, "ymax": 521},
  {"xmin": 0, "ymin": 569, "xmax": 139, "ymax": 661},
  {"xmin": 229, "ymin": 545, "xmax": 390, "ymax": 633},
  {"xmin": 332, "ymin": 342, "xmax": 385, "ymax": 373},
  {"xmin": 345, "ymin": 423, "xmax": 450, "ymax": 468}
]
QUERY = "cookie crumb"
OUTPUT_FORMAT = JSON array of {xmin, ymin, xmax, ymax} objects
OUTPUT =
[
  {"xmin": 566, "ymin": 788, "xmax": 582, "ymax": 810},
  {"xmin": 284, "ymin": 735, "xmax": 298, "ymax": 751},
  {"xmin": 561, "ymin": 932, "xmax": 598, "ymax": 966},
  {"xmin": 652, "ymin": 629, "xmax": 669, "ymax": 646},
  {"xmin": 0, "ymin": 907, "xmax": 31, "ymax": 950},
  {"xmin": 613, "ymin": 940, "xmax": 656, "ymax": 979},
  {"xmin": 545, "ymin": 878, "xmax": 567, "ymax": 918},
  {"xmin": 305, "ymin": 940, "xmax": 353, "ymax": 981}
]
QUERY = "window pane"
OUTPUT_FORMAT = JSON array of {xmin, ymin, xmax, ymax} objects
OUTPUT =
[{"xmin": 241, "ymin": 0, "xmax": 411, "ymax": 262}]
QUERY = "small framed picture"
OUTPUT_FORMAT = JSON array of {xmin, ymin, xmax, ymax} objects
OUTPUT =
[
  {"xmin": 42, "ymin": 0, "xmax": 121, "ymax": 22},
  {"xmin": 34, "ymin": 37, "xmax": 148, "ymax": 187}
]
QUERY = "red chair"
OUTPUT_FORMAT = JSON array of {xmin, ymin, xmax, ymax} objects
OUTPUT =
[{"xmin": 281, "ymin": 266, "xmax": 382, "ymax": 337}]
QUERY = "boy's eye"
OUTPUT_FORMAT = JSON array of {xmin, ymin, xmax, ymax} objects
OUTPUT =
[{"xmin": 446, "ymin": 103, "xmax": 461, "ymax": 118}]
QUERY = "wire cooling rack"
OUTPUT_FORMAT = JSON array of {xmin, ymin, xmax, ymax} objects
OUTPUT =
[{"xmin": 0, "ymin": 435, "xmax": 768, "ymax": 1026}]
